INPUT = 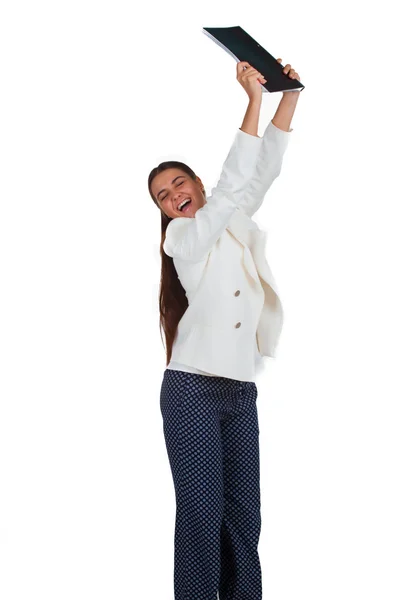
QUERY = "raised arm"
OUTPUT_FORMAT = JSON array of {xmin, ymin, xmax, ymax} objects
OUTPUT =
[
  {"xmin": 162, "ymin": 60, "xmax": 269, "ymax": 262},
  {"xmin": 236, "ymin": 90, "xmax": 300, "ymax": 218},
  {"xmin": 163, "ymin": 126, "xmax": 263, "ymax": 262},
  {"xmin": 163, "ymin": 61, "xmax": 300, "ymax": 260},
  {"xmin": 236, "ymin": 118, "xmax": 292, "ymax": 218}
]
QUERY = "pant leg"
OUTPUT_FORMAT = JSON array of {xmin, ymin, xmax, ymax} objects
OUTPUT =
[
  {"xmin": 218, "ymin": 381, "xmax": 262, "ymax": 600},
  {"xmin": 160, "ymin": 369, "xmax": 224, "ymax": 600}
]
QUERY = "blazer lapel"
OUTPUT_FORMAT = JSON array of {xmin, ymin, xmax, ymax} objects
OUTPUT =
[{"xmin": 227, "ymin": 208, "xmax": 280, "ymax": 297}]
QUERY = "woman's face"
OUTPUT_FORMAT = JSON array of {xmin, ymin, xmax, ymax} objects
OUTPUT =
[{"xmin": 151, "ymin": 168, "xmax": 206, "ymax": 219}]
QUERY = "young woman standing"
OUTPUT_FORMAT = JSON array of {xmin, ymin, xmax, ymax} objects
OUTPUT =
[{"xmin": 149, "ymin": 59, "xmax": 300, "ymax": 600}]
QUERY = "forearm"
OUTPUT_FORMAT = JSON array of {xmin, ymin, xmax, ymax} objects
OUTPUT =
[
  {"xmin": 240, "ymin": 98, "xmax": 262, "ymax": 138},
  {"xmin": 237, "ymin": 120, "xmax": 291, "ymax": 217},
  {"xmin": 272, "ymin": 91, "xmax": 300, "ymax": 132}
]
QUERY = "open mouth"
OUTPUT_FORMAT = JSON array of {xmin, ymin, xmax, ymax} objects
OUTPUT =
[{"xmin": 178, "ymin": 198, "xmax": 192, "ymax": 212}]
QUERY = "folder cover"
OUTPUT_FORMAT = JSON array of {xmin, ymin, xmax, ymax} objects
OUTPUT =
[{"xmin": 203, "ymin": 26, "xmax": 305, "ymax": 94}]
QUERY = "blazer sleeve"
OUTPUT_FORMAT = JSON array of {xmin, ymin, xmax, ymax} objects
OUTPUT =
[
  {"xmin": 163, "ymin": 127, "xmax": 263, "ymax": 262},
  {"xmin": 236, "ymin": 120, "xmax": 292, "ymax": 218}
]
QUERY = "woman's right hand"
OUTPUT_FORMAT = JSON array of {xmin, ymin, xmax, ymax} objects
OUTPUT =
[{"xmin": 236, "ymin": 61, "xmax": 266, "ymax": 102}]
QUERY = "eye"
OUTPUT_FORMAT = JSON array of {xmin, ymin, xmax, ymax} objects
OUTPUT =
[{"xmin": 161, "ymin": 179, "xmax": 184, "ymax": 201}]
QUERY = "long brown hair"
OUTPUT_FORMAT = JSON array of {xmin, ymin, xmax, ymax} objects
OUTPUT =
[{"xmin": 148, "ymin": 161, "xmax": 203, "ymax": 366}]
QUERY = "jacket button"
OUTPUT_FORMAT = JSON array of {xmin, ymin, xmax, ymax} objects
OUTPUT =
[
  {"xmin": 234, "ymin": 289, "xmax": 240, "ymax": 296},
  {"xmin": 235, "ymin": 322, "xmax": 241, "ymax": 328}
]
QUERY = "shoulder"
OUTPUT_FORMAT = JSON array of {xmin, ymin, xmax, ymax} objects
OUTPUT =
[
  {"xmin": 165, "ymin": 216, "xmax": 192, "ymax": 238},
  {"xmin": 163, "ymin": 217, "xmax": 192, "ymax": 256},
  {"xmin": 166, "ymin": 216, "xmax": 191, "ymax": 230}
]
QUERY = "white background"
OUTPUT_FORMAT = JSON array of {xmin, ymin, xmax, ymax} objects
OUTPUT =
[{"xmin": 1, "ymin": 1, "xmax": 399, "ymax": 599}]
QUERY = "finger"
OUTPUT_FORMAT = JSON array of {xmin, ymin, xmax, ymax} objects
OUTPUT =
[
  {"xmin": 286, "ymin": 67, "xmax": 298, "ymax": 78},
  {"xmin": 252, "ymin": 74, "xmax": 267, "ymax": 82},
  {"xmin": 237, "ymin": 60, "xmax": 251, "ymax": 71},
  {"xmin": 242, "ymin": 67, "xmax": 258, "ymax": 78},
  {"xmin": 283, "ymin": 63, "xmax": 292, "ymax": 74},
  {"xmin": 248, "ymin": 72, "xmax": 266, "ymax": 83},
  {"xmin": 277, "ymin": 58, "xmax": 282, "ymax": 62}
]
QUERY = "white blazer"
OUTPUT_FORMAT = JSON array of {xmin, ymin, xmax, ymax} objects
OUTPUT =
[{"xmin": 163, "ymin": 120, "xmax": 292, "ymax": 382}]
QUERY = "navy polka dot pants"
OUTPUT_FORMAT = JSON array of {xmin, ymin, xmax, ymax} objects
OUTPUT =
[{"xmin": 160, "ymin": 368, "xmax": 262, "ymax": 600}]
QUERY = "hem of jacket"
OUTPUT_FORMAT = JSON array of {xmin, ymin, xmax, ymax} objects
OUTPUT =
[{"xmin": 170, "ymin": 323, "xmax": 277, "ymax": 383}]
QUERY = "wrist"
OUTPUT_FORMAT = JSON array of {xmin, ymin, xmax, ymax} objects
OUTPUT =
[
  {"xmin": 248, "ymin": 96, "xmax": 262, "ymax": 106},
  {"xmin": 280, "ymin": 90, "xmax": 300, "ymax": 102}
]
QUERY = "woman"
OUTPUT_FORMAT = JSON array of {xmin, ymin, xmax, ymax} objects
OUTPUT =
[{"xmin": 149, "ymin": 59, "xmax": 300, "ymax": 600}]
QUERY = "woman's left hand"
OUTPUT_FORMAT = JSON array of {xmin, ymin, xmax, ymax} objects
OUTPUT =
[{"xmin": 276, "ymin": 58, "xmax": 300, "ymax": 82}]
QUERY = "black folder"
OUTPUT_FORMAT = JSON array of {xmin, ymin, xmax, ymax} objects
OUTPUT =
[{"xmin": 202, "ymin": 26, "xmax": 304, "ymax": 94}]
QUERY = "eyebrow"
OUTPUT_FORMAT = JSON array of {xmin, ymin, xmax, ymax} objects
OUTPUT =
[{"xmin": 157, "ymin": 175, "xmax": 185, "ymax": 200}]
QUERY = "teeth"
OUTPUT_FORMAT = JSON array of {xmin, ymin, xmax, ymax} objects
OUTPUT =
[{"xmin": 178, "ymin": 198, "xmax": 191, "ymax": 210}]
